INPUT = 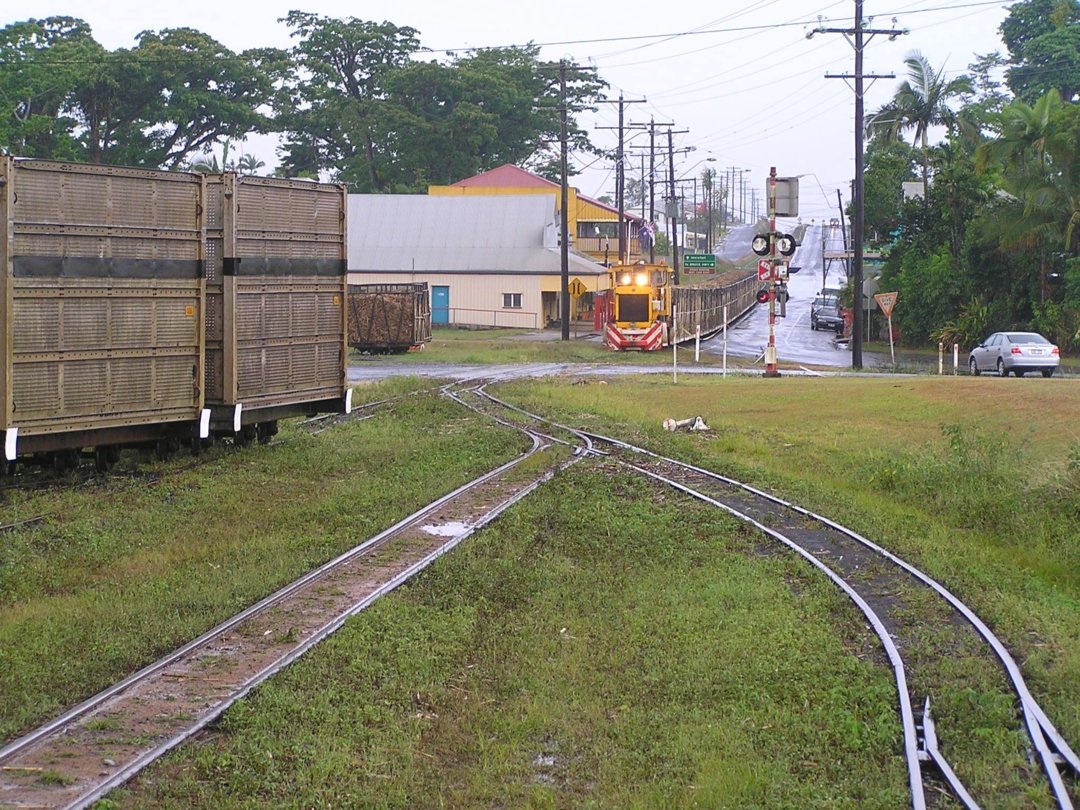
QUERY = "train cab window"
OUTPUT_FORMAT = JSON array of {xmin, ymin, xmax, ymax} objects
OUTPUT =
[
  {"xmin": 618, "ymin": 293, "xmax": 650, "ymax": 322},
  {"xmin": 502, "ymin": 293, "xmax": 522, "ymax": 309}
]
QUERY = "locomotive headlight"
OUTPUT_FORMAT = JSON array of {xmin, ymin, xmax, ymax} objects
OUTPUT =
[
  {"xmin": 620, "ymin": 272, "xmax": 632, "ymax": 285},
  {"xmin": 635, "ymin": 272, "xmax": 649, "ymax": 286}
]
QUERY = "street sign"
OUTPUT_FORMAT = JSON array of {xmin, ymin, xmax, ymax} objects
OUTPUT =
[
  {"xmin": 874, "ymin": 291, "xmax": 898, "ymax": 318},
  {"xmin": 568, "ymin": 278, "xmax": 586, "ymax": 297},
  {"xmin": 774, "ymin": 177, "xmax": 800, "ymax": 217},
  {"xmin": 757, "ymin": 258, "xmax": 771, "ymax": 281},
  {"xmin": 683, "ymin": 253, "xmax": 717, "ymax": 269}
]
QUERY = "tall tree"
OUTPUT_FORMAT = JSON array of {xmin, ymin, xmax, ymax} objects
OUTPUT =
[
  {"xmin": 0, "ymin": 17, "xmax": 95, "ymax": 159},
  {"xmin": 275, "ymin": 14, "xmax": 605, "ymax": 191},
  {"xmin": 275, "ymin": 12, "xmax": 421, "ymax": 190},
  {"xmin": 1000, "ymin": 0, "xmax": 1080, "ymax": 103},
  {"xmin": 977, "ymin": 91, "xmax": 1080, "ymax": 255},
  {"xmin": 0, "ymin": 18, "xmax": 277, "ymax": 169},
  {"xmin": 97, "ymin": 28, "xmax": 275, "ymax": 169},
  {"xmin": 866, "ymin": 51, "xmax": 973, "ymax": 197},
  {"xmin": 861, "ymin": 139, "xmax": 918, "ymax": 245}
]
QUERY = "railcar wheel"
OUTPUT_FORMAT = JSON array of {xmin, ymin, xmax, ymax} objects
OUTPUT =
[
  {"xmin": 997, "ymin": 358, "xmax": 1008, "ymax": 377},
  {"xmin": 95, "ymin": 446, "xmax": 120, "ymax": 473},
  {"xmin": 256, "ymin": 421, "xmax": 278, "ymax": 445},
  {"xmin": 969, "ymin": 358, "xmax": 980, "ymax": 376},
  {"xmin": 52, "ymin": 449, "xmax": 80, "ymax": 475},
  {"xmin": 155, "ymin": 437, "xmax": 180, "ymax": 461},
  {"xmin": 235, "ymin": 424, "xmax": 257, "ymax": 448}
]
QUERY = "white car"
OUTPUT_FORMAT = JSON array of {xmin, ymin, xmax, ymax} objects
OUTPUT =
[{"xmin": 968, "ymin": 331, "xmax": 1060, "ymax": 377}]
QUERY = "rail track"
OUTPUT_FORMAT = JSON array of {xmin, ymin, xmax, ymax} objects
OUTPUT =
[
  {"xmin": 470, "ymin": 384, "xmax": 1079, "ymax": 809},
  {"xmin": 3, "ymin": 380, "xmax": 1076, "ymax": 808},
  {"xmin": 0, "ymin": 388, "xmax": 581, "ymax": 809}
]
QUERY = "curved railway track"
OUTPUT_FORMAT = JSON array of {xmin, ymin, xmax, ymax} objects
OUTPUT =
[
  {"xmin": 2, "ymin": 380, "xmax": 1076, "ymax": 808},
  {"xmin": 470, "ymin": 384, "xmax": 1079, "ymax": 809},
  {"xmin": 0, "ymin": 390, "xmax": 579, "ymax": 810}
]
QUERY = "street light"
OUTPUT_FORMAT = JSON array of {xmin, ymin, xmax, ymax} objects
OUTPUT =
[
  {"xmin": 676, "ymin": 156, "xmax": 717, "ymax": 182},
  {"xmin": 671, "ymin": 157, "xmax": 716, "ymax": 256}
]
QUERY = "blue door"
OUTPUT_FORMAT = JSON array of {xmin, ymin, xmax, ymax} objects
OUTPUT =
[{"xmin": 432, "ymin": 285, "xmax": 449, "ymax": 325}]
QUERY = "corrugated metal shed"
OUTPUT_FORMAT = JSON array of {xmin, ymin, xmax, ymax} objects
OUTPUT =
[{"xmin": 348, "ymin": 194, "xmax": 605, "ymax": 276}]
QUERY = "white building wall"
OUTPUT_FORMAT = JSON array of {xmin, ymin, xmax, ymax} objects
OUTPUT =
[{"xmin": 348, "ymin": 271, "xmax": 545, "ymax": 329}]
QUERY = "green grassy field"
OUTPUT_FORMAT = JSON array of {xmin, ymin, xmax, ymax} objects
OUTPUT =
[{"xmin": 2, "ymin": 371, "xmax": 1078, "ymax": 807}]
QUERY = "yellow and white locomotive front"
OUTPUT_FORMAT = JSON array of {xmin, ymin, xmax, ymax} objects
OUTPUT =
[{"xmin": 602, "ymin": 262, "xmax": 674, "ymax": 351}]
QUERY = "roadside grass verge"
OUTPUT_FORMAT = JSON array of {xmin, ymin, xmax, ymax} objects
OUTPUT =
[
  {"xmin": 354, "ymin": 326, "xmax": 732, "ymax": 367},
  {"xmin": 0, "ymin": 387, "xmax": 526, "ymax": 740},
  {"xmin": 117, "ymin": 465, "xmax": 910, "ymax": 808}
]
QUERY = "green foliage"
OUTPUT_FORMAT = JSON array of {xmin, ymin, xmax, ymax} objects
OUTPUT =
[
  {"xmin": 866, "ymin": 51, "xmax": 974, "ymax": 195},
  {"xmin": 1000, "ymin": 0, "xmax": 1080, "ymax": 103},
  {"xmin": 930, "ymin": 297, "xmax": 990, "ymax": 350},
  {"xmin": 0, "ymin": 17, "xmax": 95, "ymax": 159},
  {"xmin": 885, "ymin": 245, "xmax": 968, "ymax": 344},
  {"xmin": 0, "ymin": 17, "xmax": 276, "ymax": 168},
  {"xmin": 275, "ymin": 13, "xmax": 605, "ymax": 191},
  {"xmin": 862, "ymin": 141, "xmax": 917, "ymax": 245}
]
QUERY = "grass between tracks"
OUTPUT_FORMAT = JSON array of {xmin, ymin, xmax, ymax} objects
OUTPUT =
[{"xmin": 2, "ymin": 372, "xmax": 1078, "ymax": 807}]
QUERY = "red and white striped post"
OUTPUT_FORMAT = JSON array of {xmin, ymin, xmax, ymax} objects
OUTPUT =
[{"xmin": 764, "ymin": 167, "xmax": 781, "ymax": 377}]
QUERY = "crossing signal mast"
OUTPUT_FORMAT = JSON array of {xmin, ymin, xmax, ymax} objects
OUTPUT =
[{"xmin": 753, "ymin": 169, "xmax": 798, "ymax": 378}]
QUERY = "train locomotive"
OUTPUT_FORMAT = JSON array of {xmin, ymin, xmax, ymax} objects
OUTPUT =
[
  {"xmin": 596, "ymin": 261, "xmax": 759, "ymax": 351},
  {"xmin": 0, "ymin": 157, "xmax": 351, "ymax": 473}
]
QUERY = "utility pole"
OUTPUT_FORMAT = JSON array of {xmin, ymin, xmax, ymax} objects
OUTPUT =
[
  {"xmin": 665, "ymin": 128, "xmax": 689, "ymax": 284},
  {"xmin": 703, "ymin": 168, "xmax": 714, "ymax": 253},
  {"xmin": 725, "ymin": 166, "xmax": 740, "ymax": 226},
  {"xmin": 628, "ymin": 118, "xmax": 673, "ymax": 264},
  {"xmin": 559, "ymin": 61, "xmax": 570, "ymax": 342},
  {"xmin": 668, "ymin": 130, "xmax": 678, "ymax": 283},
  {"xmin": 597, "ymin": 96, "xmax": 645, "ymax": 265},
  {"xmin": 811, "ymin": 7, "xmax": 905, "ymax": 369},
  {"xmin": 739, "ymin": 170, "xmax": 746, "ymax": 223}
]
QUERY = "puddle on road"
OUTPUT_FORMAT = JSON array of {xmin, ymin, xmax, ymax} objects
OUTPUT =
[{"xmin": 420, "ymin": 520, "xmax": 471, "ymax": 537}]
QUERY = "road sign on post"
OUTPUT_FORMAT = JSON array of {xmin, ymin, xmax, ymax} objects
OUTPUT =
[
  {"xmin": 774, "ymin": 177, "xmax": 799, "ymax": 217},
  {"xmin": 757, "ymin": 259, "xmax": 771, "ymax": 281},
  {"xmin": 683, "ymin": 253, "xmax": 717, "ymax": 272},
  {"xmin": 568, "ymin": 278, "xmax": 586, "ymax": 297},
  {"xmin": 874, "ymin": 291, "xmax": 899, "ymax": 365},
  {"xmin": 874, "ymin": 291, "xmax": 897, "ymax": 318}
]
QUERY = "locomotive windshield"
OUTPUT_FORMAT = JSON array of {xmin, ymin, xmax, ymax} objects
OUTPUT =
[{"xmin": 617, "ymin": 293, "xmax": 650, "ymax": 322}]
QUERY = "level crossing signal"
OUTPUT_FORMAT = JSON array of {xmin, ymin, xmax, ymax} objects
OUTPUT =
[{"xmin": 751, "ymin": 232, "xmax": 797, "ymax": 257}]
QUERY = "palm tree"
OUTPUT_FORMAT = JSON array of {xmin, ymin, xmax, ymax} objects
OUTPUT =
[
  {"xmin": 237, "ymin": 154, "xmax": 266, "ymax": 175},
  {"xmin": 866, "ymin": 51, "xmax": 973, "ymax": 197},
  {"xmin": 188, "ymin": 154, "xmax": 221, "ymax": 174},
  {"xmin": 976, "ymin": 91, "xmax": 1080, "ymax": 255}
]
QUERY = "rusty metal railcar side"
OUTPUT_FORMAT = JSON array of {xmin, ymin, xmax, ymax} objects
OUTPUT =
[
  {"xmin": 203, "ymin": 175, "xmax": 350, "ymax": 436},
  {"xmin": 346, "ymin": 283, "xmax": 432, "ymax": 353},
  {"xmin": 671, "ymin": 273, "xmax": 758, "ymax": 342},
  {"xmin": 0, "ymin": 157, "xmax": 208, "ymax": 462}
]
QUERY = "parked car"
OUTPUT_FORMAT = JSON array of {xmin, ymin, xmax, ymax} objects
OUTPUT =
[
  {"xmin": 811, "ymin": 302, "xmax": 845, "ymax": 334},
  {"xmin": 968, "ymin": 331, "xmax": 1060, "ymax": 377}
]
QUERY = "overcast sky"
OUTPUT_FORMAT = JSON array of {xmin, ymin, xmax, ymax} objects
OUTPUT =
[{"xmin": 18, "ymin": 1, "xmax": 1013, "ymax": 220}]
